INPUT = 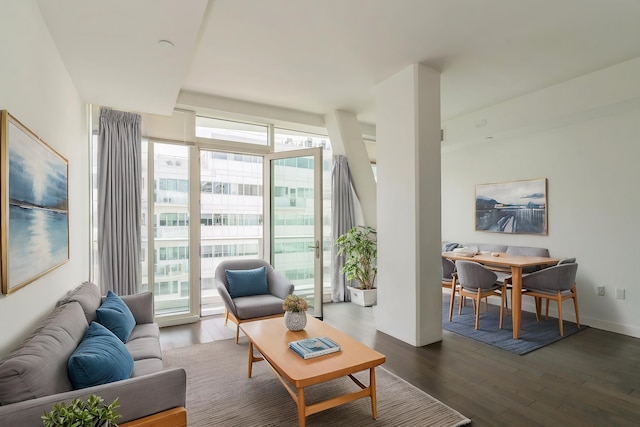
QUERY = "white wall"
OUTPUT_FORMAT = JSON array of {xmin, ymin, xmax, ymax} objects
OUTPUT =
[
  {"xmin": 442, "ymin": 58, "xmax": 640, "ymax": 337},
  {"xmin": 0, "ymin": 1, "xmax": 88, "ymax": 356}
]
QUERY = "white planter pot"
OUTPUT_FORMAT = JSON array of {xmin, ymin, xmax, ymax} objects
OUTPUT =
[{"xmin": 348, "ymin": 286, "xmax": 377, "ymax": 307}]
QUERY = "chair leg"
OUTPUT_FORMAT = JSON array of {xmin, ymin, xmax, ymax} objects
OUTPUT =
[
  {"xmin": 545, "ymin": 299, "xmax": 550, "ymax": 320},
  {"xmin": 557, "ymin": 295, "xmax": 564, "ymax": 336},
  {"xmin": 448, "ymin": 280, "xmax": 457, "ymax": 322},
  {"xmin": 572, "ymin": 285, "xmax": 581, "ymax": 328},
  {"xmin": 235, "ymin": 324, "xmax": 240, "ymax": 344},
  {"xmin": 484, "ymin": 297, "xmax": 489, "ymax": 312},
  {"xmin": 224, "ymin": 310, "xmax": 229, "ymax": 326},
  {"xmin": 459, "ymin": 291, "xmax": 465, "ymax": 315},
  {"xmin": 499, "ymin": 287, "xmax": 505, "ymax": 329},
  {"xmin": 474, "ymin": 289, "xmax": 481, "ymax": 329}
]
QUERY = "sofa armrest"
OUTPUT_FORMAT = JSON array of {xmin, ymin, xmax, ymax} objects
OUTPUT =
[
  {"xmin": 0, "ymin": 368, "xmax": 186, "ymax": 426},
  {"xmin": 268, "ymin": 269, "xmax": 295, "ymax": 300},
  {"xmin": 120, "ymin": 292, "xmax": 154, "ymax": 324}
]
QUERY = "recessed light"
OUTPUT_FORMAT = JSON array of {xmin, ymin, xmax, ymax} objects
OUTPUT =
[{"xmin": 158, "ymin": 39, "xmax": 175, "ymax": 49}]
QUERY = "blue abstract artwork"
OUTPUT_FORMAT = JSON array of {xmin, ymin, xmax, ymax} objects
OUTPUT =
[
  {"xmin": 1, "ymin": 112, "xmax": 69, "ymax": 294},
  {"xmin": 475, "ymin": 178, "xmax": 547, "ymax": 235}
]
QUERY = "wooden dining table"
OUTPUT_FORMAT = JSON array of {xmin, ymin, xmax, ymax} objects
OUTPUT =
[{"xmin": 442, "ymin": 251, "xmax": 559, "ymax": 339}]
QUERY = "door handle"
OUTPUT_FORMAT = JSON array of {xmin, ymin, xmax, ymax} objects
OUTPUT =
[{"xmin": 308, "ymin": 240, "xmax": 320, "ymax": 259}]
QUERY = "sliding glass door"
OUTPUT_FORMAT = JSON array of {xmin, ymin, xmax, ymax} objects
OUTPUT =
[{"xmin": 266, "ymin": 148, "xmax": 323, "ymax": 319}]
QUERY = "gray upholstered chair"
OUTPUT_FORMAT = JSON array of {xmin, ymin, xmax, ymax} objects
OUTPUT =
[
  {"xmin": 442, "ymin": 257, "xmax": 456, "ymax": 290},
  {"xmin": 215, "ymin": 259, "xmax": 294, "ymax": 343},
  {"xmin": 451, "ymin": 260, "xmax": 506, "ymax": 330},
  {"xmin": 521, "ymin": 262, "xmax": 579, "ymax": 336}
]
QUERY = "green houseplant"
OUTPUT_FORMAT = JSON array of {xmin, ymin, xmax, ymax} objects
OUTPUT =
[
  {"xmin": 336, "ymin": 226, "xmax": 377, "ymax": 306},
  {"xmin": 42, "ymin": 394, "xmax": 120, "ymax": 427}
]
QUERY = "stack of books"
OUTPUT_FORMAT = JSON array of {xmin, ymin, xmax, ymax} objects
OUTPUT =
[{"xmin": 288, "ymin": 336, "xmax": 341, "ymax": 359}]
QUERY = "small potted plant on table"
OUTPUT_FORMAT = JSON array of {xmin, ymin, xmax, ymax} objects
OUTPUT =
[{"xmin": 336, "ymin": 225, "xmax": 377, "ymax": 306}]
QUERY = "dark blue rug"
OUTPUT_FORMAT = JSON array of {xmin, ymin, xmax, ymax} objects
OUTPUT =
[{"xmin": 442, "ymin": 295, "xmax": 587, "ymax": 355}]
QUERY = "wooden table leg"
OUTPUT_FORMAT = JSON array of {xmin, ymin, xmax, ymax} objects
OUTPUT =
[
  {"xmin": 297, "ymin": 387, "xmax": 306, "ymax": 427},
  {"xmin": 247, "ymin": 340, "xmax": 254, "ymax": 378},
  {"xmin": 370, "ymin": 367, "xmax": 378, "ymax": 419},
  {"xmin": 511, "ymin": 267, "xmax": 523, "ymax": 339}
]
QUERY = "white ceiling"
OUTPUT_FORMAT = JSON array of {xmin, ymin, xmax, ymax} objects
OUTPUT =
[{"xmin": 37, "ymin": 0, "xmax": 640, "ymax": 124}]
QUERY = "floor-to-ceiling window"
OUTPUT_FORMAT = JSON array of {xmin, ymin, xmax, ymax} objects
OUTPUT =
[
  {"xmin": 91, "ymin": 112, "xmax": 334, "ymax": 325},
  {"xmin": 148, "ymin": 143, "xmax": 191, "ymax": 316},
  {"xmin": 199, "ymin": 150, "xmax": 264, "ymax": 316}
]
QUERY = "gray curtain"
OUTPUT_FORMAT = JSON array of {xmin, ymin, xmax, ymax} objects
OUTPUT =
[
  {"xmin": 98, "ymin": 108, "xmax": 142, "ymax": 295},
  {"xmin": 331, "ymin": 155, "xmax": 356, "ymax": 302}
]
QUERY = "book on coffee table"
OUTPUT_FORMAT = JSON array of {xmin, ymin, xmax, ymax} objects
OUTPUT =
[{"xmin": 288, "ymin": 336, "xmax": 341, "ymax": 359}]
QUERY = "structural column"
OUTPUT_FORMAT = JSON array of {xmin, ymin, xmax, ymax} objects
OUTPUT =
[
  {"xmin": 325, "ymin": 110, "xmax": 377, "ymax": 227},
  {"xmin": 374, "ymin": 64, "xmax": 442, "ymax": 346}
]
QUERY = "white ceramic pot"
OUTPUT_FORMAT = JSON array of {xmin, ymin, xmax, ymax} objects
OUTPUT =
[
  {"xmin": 284, "ymin": 310, "xmax": 307, "ymax": 331},
  {"xmin": 348, "ymin": 286, "xmax": 377, "ymax": 307}
]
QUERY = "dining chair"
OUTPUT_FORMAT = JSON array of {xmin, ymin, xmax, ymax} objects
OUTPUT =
[
  {"xmin": 521, "ymin": 262, "xmax": 579, "ymax": 336},
  {"xmin": 452, "ymin": 260, "xmax": 506, "ymax": 330},
  {"xmin": 442, "ymin": 257, "xmax": 456, "ymax": 289}
]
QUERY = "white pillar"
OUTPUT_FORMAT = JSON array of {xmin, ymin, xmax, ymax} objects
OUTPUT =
[
  {"xmin": 374, "ymin": 64, "xmax": 442, "ymax": 346},
  {"xmin": 325, "ymin": 110, "xmax": 377, "ymax": 227}
]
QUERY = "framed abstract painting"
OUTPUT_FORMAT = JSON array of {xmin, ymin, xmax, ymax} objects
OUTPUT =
[
  {"xmin": 475, "ymin": 178, "xmax": 547, "ymax": 235},
  {"xmin": 1, "ymin": 111, "xmax": 69, "ymax": 294}
]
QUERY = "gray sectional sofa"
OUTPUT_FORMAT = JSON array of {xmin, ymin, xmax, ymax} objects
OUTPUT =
[{"xmin": 0, "ymin": 282, "xmax": 186, "ymax": 426}]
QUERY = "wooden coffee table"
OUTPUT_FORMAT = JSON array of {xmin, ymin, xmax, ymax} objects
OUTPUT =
[{"xmin": 240, "ymin": 316, "xmax": 386, "ymax": 427}]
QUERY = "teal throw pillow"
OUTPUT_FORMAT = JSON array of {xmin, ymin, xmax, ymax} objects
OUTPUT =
[
  {"xmin": 96, "ymin": 290, "xmax": 136, "ymax": 342},
  {"xmin": 68, "ymin": 322, "xmax": 134, "ymax": 390},
  {"xmin": 226, "ymin": 266, "xmax": 268, "ymax": 298}
]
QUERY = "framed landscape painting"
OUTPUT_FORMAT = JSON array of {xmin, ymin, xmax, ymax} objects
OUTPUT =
[
  {"xmin": 1, "ymin": 111, "xmax": 69, "ymax": 294},
  {"xmin": 475, "ymin": 178, "xmax": 547, "ymax": 235}
]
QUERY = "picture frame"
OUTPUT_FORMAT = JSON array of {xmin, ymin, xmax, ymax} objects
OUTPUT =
[
  {"xmin": 1, "ymin": 111, "xmax": 69, "ymax": 294},
  {"xmin": 475, "ymin": 178, "xmax": 547, "ymax": 235}
]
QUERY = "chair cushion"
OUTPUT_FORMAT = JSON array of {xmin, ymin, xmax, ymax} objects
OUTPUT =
[
  {"xmin": 226, "ymin": 266, "xmax": 268, "ymax": 298},
  {"xmin": 96, "ymin": 290, "xmax": 136, "ymax": 343},
  {"xmin": 67, "ymin": 322, "xmax": 134, "ymax": 390},
  {"xmin": 234, "ymin": 294, "xmax": 285, "ymax": 319}
]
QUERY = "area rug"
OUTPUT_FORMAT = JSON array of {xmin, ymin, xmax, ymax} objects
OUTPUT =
[
  {"xmin": 163, "ymin": 340, "xmax": 471, "ymax": 427},
  {"xmin": 443, "ymin": 295, "xmax": 587, "ymax": 355}
]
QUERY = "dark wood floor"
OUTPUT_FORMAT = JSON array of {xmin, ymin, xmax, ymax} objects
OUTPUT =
[{"xmin": 160, "ymin": 302, "xmax": 640, "ymax": 426}]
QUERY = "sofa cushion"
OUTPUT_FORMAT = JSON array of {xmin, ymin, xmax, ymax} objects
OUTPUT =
[
  {"xmin": 125, "ymin": 336, "xmax": 163, "ymax": 361},
  {"xmin": 68, "ymin": 322, "xmax": 134, "ymax": 390},
  {"xmin": 57, "ymin": 282, "xmax": 102, "ymax": 324},
  {"xmin": 96, "ymin": 291, "xmax": 136, "ymax": 343},
  {"xmin": 226, "ymin": 266, "xmax": 268, "ymax": 298},
  {"xmin": 0, "ymin": 302, "xmax": 87, "ymax": 405},
  {"xmin": 131, "ymin": 358, "xmax": 164, "ymax": 378},
  {"xmin": 128, "ymin": 323, "xmax": 159, "ymax": 341}
]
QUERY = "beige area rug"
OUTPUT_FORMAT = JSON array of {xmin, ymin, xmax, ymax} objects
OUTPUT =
[{"xmin": 163, "ymin": 340, "xmax": 470, "ymax": 427}]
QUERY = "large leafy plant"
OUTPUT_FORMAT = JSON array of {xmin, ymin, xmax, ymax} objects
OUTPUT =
[
  {"xmin": 42, "ymin": 394, "xmax": 120, "ymax": 427},
  {"xmin": 336, "ymin": 226, "xmax": 377, "ymax": 290}
]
